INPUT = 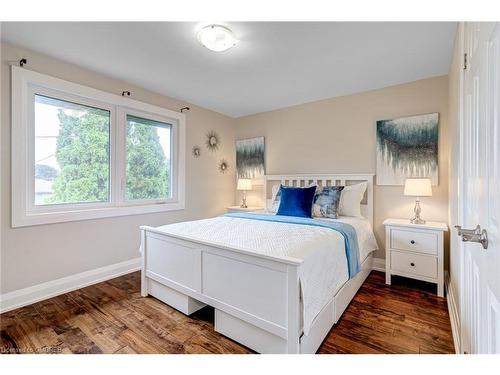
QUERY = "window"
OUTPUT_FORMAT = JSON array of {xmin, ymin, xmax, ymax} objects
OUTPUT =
[
  {"xmin": 12, "ymin": 67, "xmax": 185, "ymax": 227},
  {"xmin": 34, "ymin": 95, "xmax": 111, "ymax": 206},
  {"xmin": 125, "ymin": 114, "xmax": 171, "ymax": 201}
]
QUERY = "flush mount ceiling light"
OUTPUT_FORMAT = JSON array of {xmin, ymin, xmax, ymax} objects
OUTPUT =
[{"xmin": 197, "ymin": 24, "xmax": 237, "ymax": 52}]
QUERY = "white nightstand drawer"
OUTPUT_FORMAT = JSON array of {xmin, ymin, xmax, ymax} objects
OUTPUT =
[
  {"xmin": 391, "ymin": 251, "xmax": 437, "ymax": 279},
  {"xmin": 390, "ymin": 228, "xmax": 438, "ymax": 255}
]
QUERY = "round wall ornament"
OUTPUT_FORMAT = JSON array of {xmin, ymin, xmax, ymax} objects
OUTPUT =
[
  {"xmin": 218, "ymin": 159, "xmax": 229, "ymax": 174},
  {"xmin": 206, "ymin": 131, "xmax": 220, "ymax": 152},
  {"xmin": 192, "ymin": 146, "xmax": 201, "ymax": 157}
]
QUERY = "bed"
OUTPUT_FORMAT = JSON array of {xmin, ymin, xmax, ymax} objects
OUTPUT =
[{"xmin": 140, "ymin": 174, "xmax": 376, "ymax": 353}]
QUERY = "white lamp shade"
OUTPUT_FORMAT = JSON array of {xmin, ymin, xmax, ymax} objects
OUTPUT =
[
  {"xmin": 404, "ymin": 178, "xmax": 432, "ymax": 197},
  {"xmin": 237, "ymin": 179, "xmax": 252, "ymax": 191}
]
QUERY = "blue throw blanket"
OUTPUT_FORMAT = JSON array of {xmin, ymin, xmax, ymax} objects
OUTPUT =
[{"xmin": 223, "ymin": 213, "xmax": 361, "ymax": 278}]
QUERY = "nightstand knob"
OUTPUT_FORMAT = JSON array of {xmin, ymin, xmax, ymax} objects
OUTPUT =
[
  {"xmin": 410, "ymin": 262, "xmax": 415, "ymax": 267},
  {"xmin": 410, "ymin": 240, "xmax": 416, "ymax": 244}
]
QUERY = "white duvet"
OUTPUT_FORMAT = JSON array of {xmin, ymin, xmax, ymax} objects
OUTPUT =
[{"xmin": 153, "ymin": 215, "xmax": 377, "ymax": 335}]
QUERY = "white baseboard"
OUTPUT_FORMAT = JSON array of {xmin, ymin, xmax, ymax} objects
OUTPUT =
[
  {"xmin": 445, "ymin": 271, "xmax": 461, "ymax": 354},
  {"xmin": 0, "ymin": 257, "xmax": 141, "ymax": 314},
  {"xmin": 372, "ymin": 257, "xmax": 385, "ymax": 272}
]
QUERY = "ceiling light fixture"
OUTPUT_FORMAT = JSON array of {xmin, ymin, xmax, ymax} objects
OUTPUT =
[{"xmin": 197, "ymin": 24, "xmax": 237, "ymax": 52}]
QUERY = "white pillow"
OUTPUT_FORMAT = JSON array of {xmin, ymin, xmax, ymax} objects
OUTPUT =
[{"xmin": 338, "ymin": 181, "xmax": 368, "ymax": 218}]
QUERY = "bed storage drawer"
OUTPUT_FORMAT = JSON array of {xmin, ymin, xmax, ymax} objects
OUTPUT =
[
  {"xmin": 390, "ymin": 228, "xmax": 438, "ymax": 255},
  {"xmin": 148, "ymin": 279, "xmax": 205, "ymax": 315},
  {"xmin": 215, "ymin": 309, "xmax": 287, "ymax": 354},
  {"xmin": 390, "ymin": 250, "xmax": 437, "ymax": 279}
]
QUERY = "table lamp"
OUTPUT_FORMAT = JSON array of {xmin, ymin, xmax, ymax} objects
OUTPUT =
[
  {"xmin": 237, "ymin": 178, "xmax": 252, "ymax": 208},
  {"xmin": 403, "ymin": 178, "xmax": 432, "ymax": 224}
]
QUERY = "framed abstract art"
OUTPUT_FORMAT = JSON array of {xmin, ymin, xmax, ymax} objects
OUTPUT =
[
  {"xmin": 236, "ymin": 136, "xmax": 265, "ymax": 180},
  {"xmin": 376, "ymin": 113, "xmax": 439, "ymax": 186}
]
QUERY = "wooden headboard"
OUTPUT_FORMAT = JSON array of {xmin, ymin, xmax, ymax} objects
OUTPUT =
[{"xmin": 264, "ymin": 174, "xmax": 375, "ymax": 226}]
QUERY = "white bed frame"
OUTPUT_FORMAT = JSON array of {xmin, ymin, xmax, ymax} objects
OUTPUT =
[{"xmin": 140, "ymin": 174, "xmax": 374, "ymax": 353}]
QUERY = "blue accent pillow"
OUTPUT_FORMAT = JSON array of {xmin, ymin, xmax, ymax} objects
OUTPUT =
[
  {"xmin": 277, "ymin": 185, "xmax": 317, "ymax": 218},
  {"xmin": 312, "ymin": 186, "xmax": 344, "ymax": 219}
]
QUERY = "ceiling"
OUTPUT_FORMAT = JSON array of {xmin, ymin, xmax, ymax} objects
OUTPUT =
[{"xmin": 1, "ymin": 22, "xmax": 457, "ymax": 118}]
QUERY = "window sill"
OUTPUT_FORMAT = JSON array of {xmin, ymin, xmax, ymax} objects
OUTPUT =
[{"xmin": 12, "ymin": 201, "xmax": 185, "ymax": 228}]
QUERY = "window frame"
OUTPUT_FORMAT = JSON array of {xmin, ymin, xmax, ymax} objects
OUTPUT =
[{"xmin": 12, "ymin": 66, "xmax": 185, "ymax": 227}]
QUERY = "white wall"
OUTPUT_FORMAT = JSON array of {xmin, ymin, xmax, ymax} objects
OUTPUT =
[
  {"xmin": 235, "ymin": 76, "xmax": 450, "ymax": 261},
  {"xmin": 0, "ymin": 42, "xmax": 236, "ymax": 294}
]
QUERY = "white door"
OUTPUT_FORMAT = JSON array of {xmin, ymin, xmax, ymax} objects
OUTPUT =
[{"xmin": 461, "ymin": 21, "xmax": 500, "ymax": 354}]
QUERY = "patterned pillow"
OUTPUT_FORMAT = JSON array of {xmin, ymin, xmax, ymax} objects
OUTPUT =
[
  {"xmin": 270, "ymin": 184, "xmax": 282, "ymax": 213},
  {"xmin": 312, "ymin": 186, "xmax": 344, "ymax": 219}
]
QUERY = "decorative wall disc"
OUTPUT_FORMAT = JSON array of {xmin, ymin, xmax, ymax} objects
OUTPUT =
[
  {"xmin": 218, "ymin": 159, "xmax": 229, "ymax": 174},
  {"xmin": 206, "ymin": 131, "xmax": 220, "ymax": 152},
  {"xmin": 192, "ymin": 145, "xmax": 201, "ymax": 157}
]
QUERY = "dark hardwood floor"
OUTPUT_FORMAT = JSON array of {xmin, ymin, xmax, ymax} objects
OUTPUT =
[{"xmin": 0, "ymin": 271, "xmax": 455, "ymax": 354}]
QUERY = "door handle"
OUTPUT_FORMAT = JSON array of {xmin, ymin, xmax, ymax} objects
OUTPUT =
[{"xmin": 455, "ymin": 225, "xmax": 488, "ymax": 249}]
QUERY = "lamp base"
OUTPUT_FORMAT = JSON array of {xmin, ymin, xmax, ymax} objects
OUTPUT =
[
  {"xmin": 410, "ymin": 199, "xmax": 426, "ymax": 224},
  {"xmin": 240, "ymin": 191, "xmax": 248, "ymax": 208},
  {"xmin": 410, "ymin": 217, "xmax": 426, "ymax": 225}
]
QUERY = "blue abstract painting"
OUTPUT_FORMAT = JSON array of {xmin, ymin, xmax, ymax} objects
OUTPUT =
[
  {"xmin": 376, "ymin": 113, "xmax": 439, "ymax": 186},
  {"xmin": 236, "ymin": 137, "xmax": 265, "ymax": 179}
]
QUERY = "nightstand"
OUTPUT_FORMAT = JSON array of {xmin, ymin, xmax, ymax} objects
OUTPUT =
[
  {"xmin": 226, "ymin": 206, "xmax": 264, "ymax": 213},
  {"xmin": 383, "ymin": 218, "xmax": 448, "ymax": 297}
]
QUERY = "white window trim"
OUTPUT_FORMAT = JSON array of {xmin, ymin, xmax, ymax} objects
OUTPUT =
[{"xmin": 11, "ymin": 66, "xmax": 185, "ymax": 227}]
